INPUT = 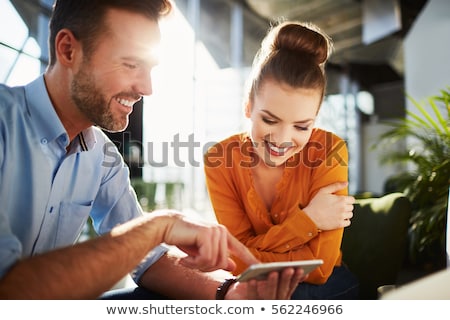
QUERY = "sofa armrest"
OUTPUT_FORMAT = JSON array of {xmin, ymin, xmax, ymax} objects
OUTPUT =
[{"xmin": 341, "ymin": 192, "xmax": 411, "ymax": 299}]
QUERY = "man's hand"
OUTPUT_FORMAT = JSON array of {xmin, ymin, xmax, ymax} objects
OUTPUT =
[
  {"xmin": 160, "ymin": 212, "xmax": 259, "ymax": 272},
  {"xmin": 226, "ymin": 268, "xmax": 307, "ymax": 299},
  {"xmin": 303, "ymin": 181, "xmax": 355, "ymax": 230}
]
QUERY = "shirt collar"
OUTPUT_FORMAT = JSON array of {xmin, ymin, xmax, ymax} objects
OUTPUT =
[
  {"xmin": 25, "ymin": 75, "xmax": 97, "ymax": 152},
  {"xmin": 78, "ymin": 127, "xmax": 97, "ymax": 151},
  {"xmin": 25, "ymin": 75, "xmax": 67, "ymax": 145}
]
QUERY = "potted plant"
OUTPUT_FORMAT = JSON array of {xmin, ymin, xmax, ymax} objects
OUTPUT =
[{"xmin": 374, "ymin": 88, "xmax": 450, "ymax": 271}]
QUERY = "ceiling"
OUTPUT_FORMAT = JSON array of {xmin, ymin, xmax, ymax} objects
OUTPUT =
[
  {"xmin": 176, "ymin": 0, "xmax": 428, "ymax": 94},
  {"xmin": 10, "ymin": 0, "xmax": 428, "ymax": 94}
]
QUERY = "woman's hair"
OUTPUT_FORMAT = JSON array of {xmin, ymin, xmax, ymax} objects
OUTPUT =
[
  {"xmin": 48, "ymin": 0, "xmax": 173, "ymax": 66},
  {"xmin": 244, "ymin": 20, "xmax": 333, "ymax": 107}
]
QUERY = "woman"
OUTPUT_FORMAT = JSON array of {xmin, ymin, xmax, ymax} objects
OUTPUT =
[{"xmin": 204, "ymin": 20, "xmax": 359, "ymax": 299}]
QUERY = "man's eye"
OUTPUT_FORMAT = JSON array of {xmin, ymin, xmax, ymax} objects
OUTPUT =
[{"xmin": 124, "ymin": 63, "xmax": 137, "ymax": 69}]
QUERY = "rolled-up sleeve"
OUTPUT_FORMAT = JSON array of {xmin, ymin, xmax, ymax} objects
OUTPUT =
[{"xmin": 131, "ymin": 244, "xmax": 169, "ymax": 283}]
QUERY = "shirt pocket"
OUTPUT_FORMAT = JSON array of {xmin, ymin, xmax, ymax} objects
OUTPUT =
[{"xmin": 55, "ymin": 201, "xmax": 93, "ymax": 247}]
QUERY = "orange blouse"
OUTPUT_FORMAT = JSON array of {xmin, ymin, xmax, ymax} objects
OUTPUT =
[{"xmin": 204, "ymin": 129, "xmax": 349, "ymax": 284}]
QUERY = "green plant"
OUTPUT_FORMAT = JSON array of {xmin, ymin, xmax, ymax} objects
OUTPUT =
[{"xmin": 374, "ymin": 88, "xmax": 450, "ymax": 270}]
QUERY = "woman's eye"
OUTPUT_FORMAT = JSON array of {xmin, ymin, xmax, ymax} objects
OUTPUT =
[
  {"xmin": 295, "ymin": 125, "xmax": 309, "ymax": 131},
  {"xmin": 262, "ymin": 117, "xmax": 276, "ymax": 125}
]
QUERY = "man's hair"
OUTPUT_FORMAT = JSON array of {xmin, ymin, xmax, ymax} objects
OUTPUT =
[{"xmin": 48, "ymin": 0, "xmax": 172, "ymax": 66}]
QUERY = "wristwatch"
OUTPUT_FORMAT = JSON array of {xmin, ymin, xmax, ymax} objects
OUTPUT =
[{"xmin": 215, "ymin": 278, "xmax": 237, "ymax": 300}]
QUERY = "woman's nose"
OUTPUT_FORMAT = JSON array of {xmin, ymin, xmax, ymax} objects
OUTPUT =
[{"xmin": 270, "ymin": 127, "xmax": 292, "ymax": 147}]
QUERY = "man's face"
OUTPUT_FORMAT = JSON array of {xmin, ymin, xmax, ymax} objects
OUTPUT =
[{"xmin": 71, "ymin": 8, "xmax": 161, "ymax": 132}]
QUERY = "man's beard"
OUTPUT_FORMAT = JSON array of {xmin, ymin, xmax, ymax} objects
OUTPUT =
[{"xmin": 70, "ymin": 65, "xmax": 127, "ymax": 132}]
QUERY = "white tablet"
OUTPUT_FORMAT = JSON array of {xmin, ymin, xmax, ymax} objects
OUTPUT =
[{"xmin": 236, "ymin": 259, "xmax": 324, "ymax": 282}]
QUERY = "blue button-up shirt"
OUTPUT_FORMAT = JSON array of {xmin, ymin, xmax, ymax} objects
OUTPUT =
[{"xmin": 0, "ymin": 76, "xmax": 167, "ymax": 283}]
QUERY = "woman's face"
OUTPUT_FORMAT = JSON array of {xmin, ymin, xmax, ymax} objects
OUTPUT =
[{"xmin": 246, "ymin": 79, "xmax": 322, "ymax": 167}]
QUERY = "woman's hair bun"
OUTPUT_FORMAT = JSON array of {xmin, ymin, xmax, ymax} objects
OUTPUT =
[
  {"xmin": 244, "ymin": 19, "xmax": 332, "ymax": 105},
  {"xmin": 265, "ymin": 21, "xmax": 332, "ymax": 66}
]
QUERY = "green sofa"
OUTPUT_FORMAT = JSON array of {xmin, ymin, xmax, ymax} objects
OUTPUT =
[{"xmin": 341, "ymin": 192, "xmax": 412, "ymax": 299}]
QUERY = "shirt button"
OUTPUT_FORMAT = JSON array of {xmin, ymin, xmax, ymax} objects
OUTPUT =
[
  {"xmin": 274, "ymin": 214, "xmax": 278, "ymax": 218},
  {"xmin": 308, "ymin": 232, "xmax": 313, "ymax": 237},
  {"xmin": 285, "ymin": 244, "xmax": 290, "ymax": 249},
  {"xmin": 41, "ymin": 138, "xmax": 48, "ymax": 144}
]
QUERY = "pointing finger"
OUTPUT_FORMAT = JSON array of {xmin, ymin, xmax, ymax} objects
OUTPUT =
[{"xmin": 227, "ymin": 232, "xmax": 259, "ymax": 266}]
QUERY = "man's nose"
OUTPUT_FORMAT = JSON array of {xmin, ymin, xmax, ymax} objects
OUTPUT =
[{"xmin": 134, "ymin": 70, "xmax": 153, "ymax": 96}]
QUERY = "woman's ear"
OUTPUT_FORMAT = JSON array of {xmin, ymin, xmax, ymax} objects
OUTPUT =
[{"xmin": 244, "ymin": 101, "xmax": 252, "ymax": 118}]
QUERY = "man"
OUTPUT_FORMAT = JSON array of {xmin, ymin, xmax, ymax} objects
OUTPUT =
[{"xmin": 0, "ymin": 0, "xmax": 305, "ymax": 299}]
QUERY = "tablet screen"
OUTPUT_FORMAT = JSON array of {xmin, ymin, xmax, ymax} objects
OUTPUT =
[{"xmin": 236, "ymin": 259, "xmax": 323, "ymax": 282}]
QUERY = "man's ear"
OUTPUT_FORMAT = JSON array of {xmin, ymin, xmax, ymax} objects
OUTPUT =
[{"xmin": 54, "ymin": 29, "xmax": 80, "ymax": 67}]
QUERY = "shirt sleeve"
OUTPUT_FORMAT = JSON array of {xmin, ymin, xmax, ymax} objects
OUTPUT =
[
  {"xmin": 130, "ymin": 244, "xmax": 169, "ymax": 283},
  {"xmin": 0, "ymin": 213, "xmax": 22, "ymax": 279},
  {"xmin": 89, "ymin": 135, "xmax": 168, "ymax": 283},
  {"xmin": 0, "ymin": 113, "xmax": 18, "ymax": 278}
]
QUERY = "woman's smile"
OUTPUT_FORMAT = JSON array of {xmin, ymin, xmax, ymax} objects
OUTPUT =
[{"xmin": 264, "ymin": 139, "xmax": 294, "ymax": 157}]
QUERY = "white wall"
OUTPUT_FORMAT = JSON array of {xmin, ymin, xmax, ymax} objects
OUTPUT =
[
  {"xmin": 360, "ymin": 0, "xmax": 450, "ymax": 195},
  {"xmin": 404, "ymin": 0, "xmax": 450, "ymax": 101},
  {"xmin": 361, "ymin": 119, "xmax": 406, "ymax": 195}
]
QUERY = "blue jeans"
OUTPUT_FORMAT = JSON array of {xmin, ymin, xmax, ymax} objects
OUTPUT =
[{"xmin": 291, "ymin": 265, "xmax": 359, "ymax": 299}]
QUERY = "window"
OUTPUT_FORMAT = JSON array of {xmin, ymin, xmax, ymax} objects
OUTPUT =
[{"xmin": 0, "ymin": 0, "xmax": 46, "ymax": 85}]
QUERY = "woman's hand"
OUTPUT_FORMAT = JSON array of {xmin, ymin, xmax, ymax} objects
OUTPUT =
[
  {"xmin": 302, "ymin": 181, "xmax": 355, "ymax": 230},
  {"xmin": 226, "ymin": 268, "xmax": 307, "ymax": 299}
]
